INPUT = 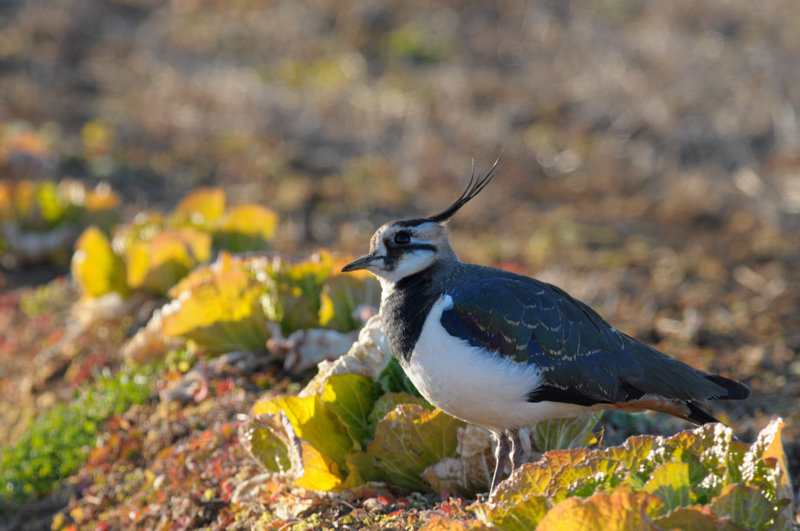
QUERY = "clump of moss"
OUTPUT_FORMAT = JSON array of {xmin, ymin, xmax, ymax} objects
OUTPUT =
[{"xmin": 0, "ymin": 363, "xmax": 157, "ymax": 501}]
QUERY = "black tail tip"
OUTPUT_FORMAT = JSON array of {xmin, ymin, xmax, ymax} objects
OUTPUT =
[
  {"xmin": 706, "ymin": 374, "xmax": 751, "ymax": 400},
  {"xmin": 686, "ymin": 401, "xmax": 722, "ymax": 425}
]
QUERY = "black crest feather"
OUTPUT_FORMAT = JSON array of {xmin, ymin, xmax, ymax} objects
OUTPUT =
[{"xmin": 425, "ymin": 154, "xmax": 502, "ymax": 223}]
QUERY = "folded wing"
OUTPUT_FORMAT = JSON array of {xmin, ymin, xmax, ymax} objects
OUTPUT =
[{"xmin": 440, "ymin": 276, "xmax": 749, "ymax": 421}]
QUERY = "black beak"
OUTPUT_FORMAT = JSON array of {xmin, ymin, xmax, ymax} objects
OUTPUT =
[{"xmin": 341, "ymin": 254, "xmax": 377, "ymax": 272}]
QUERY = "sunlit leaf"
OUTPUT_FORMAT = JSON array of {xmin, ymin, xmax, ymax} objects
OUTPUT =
[
  {"xmin": 664, "ymin": 422, "xmax": 733, "ymax": 476},
  {"xmin": 536, "ymin": 488, "xmax": 664, "ymax": 531},
  {"xmin": 111, "ymin": 211, "xmax": 165, "ymax": 254},
  {"xmin": 741, "ymin": 418, "xmax": 791, "ymax": 502},
  {"xmin": 474, "ymin": 493, "xmax": 551, "ymax": 531},
  {"xmin": 551, "ymin": 455, "xmax": 621, "ymax": 503},
  {"xmin": 170, "ymin": 187, "xmax": 226, "ymax": 229},
  {"xmin": 490, "ymin": 462, "xmax": 553, "ymax": 504},
  {"xmin": 161, "ymin": 260, "xmax": 270, "ymax": 353},
  {"xmin": 294, "ymin": 440, "xmax": 344, "ymax": 492},
  {"xmin": 642, "ymin": 461, "xmax": 693, "ymax": 512},
  {"xmin": 320, "ymin": 374, "xmax": 382, "ymax": 447},
  {"xmin": 366, "ymin": 404, "xmax": 464, "ymax": 492},
  {"xmin": 215, "ymin": 204, "xmax": 279, "ymax": 252},
  {"xmin": 709, "ymin": 484, "xmax": 785, "ymax": 531},
  {"xmin": 252, "ymin": 395, "xmax": 353, "ymax": 467},
  {"xmin": 71, "ymin": 226, "xmax": 129, "ymax": 299},
  {"xmin": 601, "ymin": 436, "xmax": 654, "ymax": 474},
  {"xmin": 262, "ymin": 254, "xmax": 334, "ymax": 334},
  {"xmin": 126, "ymin": 228, "xmax": 212, "ymax": 294}
]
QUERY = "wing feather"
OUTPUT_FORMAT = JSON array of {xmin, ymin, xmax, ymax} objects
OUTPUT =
[{"xmin": 440, "ymin": 276, "xmax": 746, "ymax": 408}]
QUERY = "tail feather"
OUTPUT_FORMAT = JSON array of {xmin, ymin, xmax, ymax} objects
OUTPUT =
[
  {"xmin": 685, "ymin": 401, "xmax": 722, "ymax": 425},
  {"xmin": 705, "ymin": 374, "xmax": 751, "ymax": 400}
]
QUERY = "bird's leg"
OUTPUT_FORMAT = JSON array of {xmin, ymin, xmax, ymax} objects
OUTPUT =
[
  {"xmin": 509, "ymin": 428, "xmax": 525, "ymax": 471},
  {"xmin": 489, "ymin": 431, "xmax": 510, "ymax": 494}
]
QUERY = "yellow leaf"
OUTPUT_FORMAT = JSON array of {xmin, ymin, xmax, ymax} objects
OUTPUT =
[
  {"xmin": 252, "ymin": 395, "xmax": 353, "ymax": 467},
  {"xmin": 536, "ymin": 489, "xmax": 664, "ymax": 531},
  {"xmin": 216, "ymin": 204, "xmax": 279, "ymax": 245},
  {"xmin": 170, "ymin": 187, "xmax": 226, "ymax": 228},
  {"xmin": 71, "ymin": 226, "xmax": 129, "ymax": 299},
  {"xmin": 126, "ymin": 228, "xmax": 212, "ymax": 294},
  {"xmin": 160, "ymin": 262, "xmax": 270, "ymax": 352},
  {"xmin": 293, "ymin": 441, "xmax": 343, "ymax": 492}
]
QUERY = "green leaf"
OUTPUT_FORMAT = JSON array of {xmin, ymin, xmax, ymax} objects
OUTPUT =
[
  {"xmin": 379, "ymin": 357, "xmax": 422, "ymax": 397},
  {"xmin": 474, "ymin": 493, "xmax": 551, "ymax": 531},
  {"xmin": 601, "ymin": 435, "xmax": 654, "ymax": 474},
  {"xmin": 342, "ymin": 451, "xmax": 387, "ymax": 488},
  {"xmin": 531, "ymin": 411, "xmax": 602, "ymax": 451},
  {"xmin": 652, "ymin": 505, "xmax": 749, "ymax": 531},
  {"xmin": 709, "ymin": 484, "xmax": 786, "ymax": 531},
  {"xmin": 318, "ymin": 273, "xmax": 381, "ymax": 332},
  {"xmin": 366, "ymin": 405, "xmax": 464, "ymax": 491},
  {"xmin": 642, "ymin": 461, "xmax": 693, "ymax": 512},
  {"xmin": 320, "ymin": 374, "xmax": 383, "ymax": 447},
  {"xmin": 238, "ymin": 415, "xmax": 292, "ymax": 474},
  {"xmin": 551, "ymin": 456, "xmax": 621, "ymax": 503}
]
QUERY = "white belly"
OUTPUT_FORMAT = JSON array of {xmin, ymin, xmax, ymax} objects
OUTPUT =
[{"xmin": 401, "ymin": 294, "xmax": 589, "ymax": 433}]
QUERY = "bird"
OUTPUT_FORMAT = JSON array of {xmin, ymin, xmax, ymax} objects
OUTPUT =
[{"xmin": 341, "ymin": 159, "xmax": 750, "ymax": 495}]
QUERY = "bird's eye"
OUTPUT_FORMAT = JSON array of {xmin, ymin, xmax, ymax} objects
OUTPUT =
[{"xmin": 394, "ymin": 232, "xmax": 411, "ymax": 245}]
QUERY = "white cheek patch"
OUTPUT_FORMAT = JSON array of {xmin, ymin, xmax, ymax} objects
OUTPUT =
[{"xmin": 379, "ymin": 249, "xmax": 435, "ymax": 283}]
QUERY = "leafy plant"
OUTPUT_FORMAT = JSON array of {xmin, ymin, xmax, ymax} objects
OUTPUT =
[
  {"xmin": 71, "ymin": 187, "xmax": 281, "ymax": 299},
  {"xmin": 0, "ymin": 363, "xmax": 156, "ymax": 501},
  {"xmin": 468, "ymin": 419, "xmax": 793, "ymax": 531}
]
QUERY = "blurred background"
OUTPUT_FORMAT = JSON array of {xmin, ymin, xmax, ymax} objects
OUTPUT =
[{"xmin": 1, "ymin": 0, "xmax": 799, "ymax": 474}]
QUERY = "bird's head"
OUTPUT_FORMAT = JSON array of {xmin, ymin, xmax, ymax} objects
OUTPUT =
[{"xmin": 342, "ymin": 158, "xmax": 501, "ymax": 285}]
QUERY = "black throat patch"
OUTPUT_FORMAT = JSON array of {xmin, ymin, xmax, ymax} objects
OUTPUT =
[{"xmin": 381, "ymin": 265, "xmax": 440, "ymax": 362}]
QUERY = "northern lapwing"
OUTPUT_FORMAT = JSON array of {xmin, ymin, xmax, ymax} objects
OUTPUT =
[{"xmin": 342, "ymin": 160, "xmax": 750, "ymax": 494}]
